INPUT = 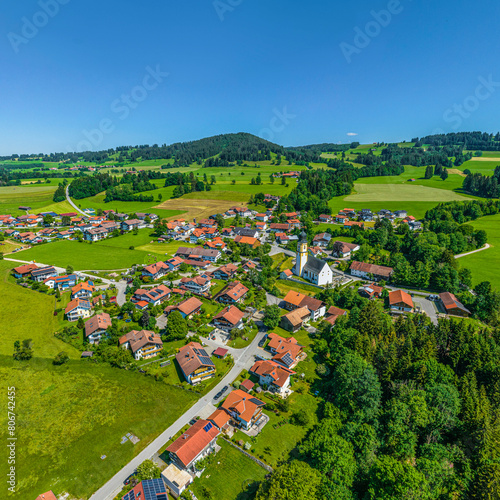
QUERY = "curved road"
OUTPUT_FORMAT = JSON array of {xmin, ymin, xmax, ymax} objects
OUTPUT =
[
  {"xmin": 455, "ymin": 243, "xmax": 491, "ymax": 259},
  {"xmin": 65, "ymin": 184, "xmax": 88, "ymax": 216},
  {"xmin": 90, "ymin": 329, "xmax": 268, "ymax": 500}
]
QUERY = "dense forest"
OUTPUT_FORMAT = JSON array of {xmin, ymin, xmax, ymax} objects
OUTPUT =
[
  {"xmin": 67, "ymin": 171, "xmax": 157, "ymax": 202},
  {"xmin": 418, "ymin": 131, "xmax": 500, "ymax": 151},
  {"xmin": 462, "ymin": 168, "xmax": 500, "ymax": 198}
]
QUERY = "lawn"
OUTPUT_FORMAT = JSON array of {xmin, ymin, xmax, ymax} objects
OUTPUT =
[
  {"xmin": 458, "ymin": 212, "xmax": 500, "ymax": 288},
  {"xmin": 190, "ymin": 439, "xmax": 267, "ymax": 500},
  {"xmin": 233, "ymin": 391, "xmax": 319, "ymax": 467},
  {"xmin": 276, "ymin": 279, "xmax": 321, "ymax": 297},
  {"xmin": 0, "ymin": 260, "xmax": 199, "ymax": 499},
  {"xmin": 13, "ymin": 239, "xmax": 152, "ymax": 271}
]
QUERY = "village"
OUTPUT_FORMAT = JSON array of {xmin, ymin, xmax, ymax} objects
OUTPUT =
[{"xmin": 6, "ymin": 201, "xmax": 471, "ymax": 500}]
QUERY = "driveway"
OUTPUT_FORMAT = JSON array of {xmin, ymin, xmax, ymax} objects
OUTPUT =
[{"xmin": 412, "ymin": 295, "xmax": 438, "ymax": 325}]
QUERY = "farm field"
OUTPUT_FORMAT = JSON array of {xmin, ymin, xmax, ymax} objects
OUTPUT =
[
  {"xmin": 0, "ymin": 184, "xmax": 66, "ymax": 216},
  {"xmin": 458, "ymin": 213, "xmax": 500, "ymax": 288},
  {"xmin": 190, "ymin": 439, "xmax": 267, "ymax": 500},
  {"xmin": 154, "ymin": 197, "xmax": 249, "ymax": 220},
  {"xmin": 345, "ymin": 184, "xmax": 467, "ymax": 203},
  {"xmin": 457, "ymin": 158, "xmax": 498, "ymax": 175},
  {"xmin": 0, "ymin": 260, "xmax": 198, "ymax": 499}
]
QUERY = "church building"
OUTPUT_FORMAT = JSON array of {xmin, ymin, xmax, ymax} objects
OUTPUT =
[{"xmin": 293, "ymin": 231, "xmax": 334, "ymax": 286}]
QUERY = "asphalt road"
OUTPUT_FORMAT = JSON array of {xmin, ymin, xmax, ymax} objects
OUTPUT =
[
  {"xmin": 65, "ymin": 184, "xmax": 89, "ymax": 216},
  {"xmin": 89, "ymin": 329, "xmax": 268, "ymax": 500}
]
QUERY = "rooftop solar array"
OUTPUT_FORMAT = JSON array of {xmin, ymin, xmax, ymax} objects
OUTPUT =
[
  {"xmin": 142, "ymin": 478, "xmax": 168, "ymax": 500},
  {"xmin": 281, "ymin": 352, "xmax": 294, "ymax": 366},
  {"xmin": 199, "ymin": 356, "xmax": 215, "ymax": 366},
  {"xmin": 204, "ymin": 422, "xmax": 213, "ymax": 432}
]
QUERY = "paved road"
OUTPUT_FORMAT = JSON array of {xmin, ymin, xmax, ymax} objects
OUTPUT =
[
  {"xmin": 65, "ymin": 184, "xmax": 89, "ymax": 216},
  {"xmin": 90, "ymin": 329, "xmax": 268, "ymax": 500},
  {"xmin": 455, "ymin": 243, "xmax": 491, "ymax": 259}
]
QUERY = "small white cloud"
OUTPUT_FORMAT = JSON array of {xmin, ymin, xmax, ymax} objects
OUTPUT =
[{"xmin": 347, "ymin": 132, "xmax": 358, "ymax": 136}]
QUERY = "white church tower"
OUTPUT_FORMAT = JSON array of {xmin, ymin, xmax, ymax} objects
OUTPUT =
[{"xmin": 294, "ymin": 230, "xmax": 308, "ymax": 277}]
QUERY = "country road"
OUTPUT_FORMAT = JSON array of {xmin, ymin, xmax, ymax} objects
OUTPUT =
[
  {"xmin": 455, "ymin": 243, "xmax": 491, "ymax": 259},
  {"xmin": 90, "ymin": 329, "xmax": 268, "ymax": 500},
  {"xmin": 65, "ymin": 184, "xmax": 88, "ymax": 216}
]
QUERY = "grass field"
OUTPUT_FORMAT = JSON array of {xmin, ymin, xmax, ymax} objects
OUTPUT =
[
  {"xmin": 344, "ymin": 184, "xmax": 467, "ymax": 203},
  {"xmin": 458, "ymin": 213, "xmax": 500, "ymax": 288},
  {"xmin": 154, "ymin": 197, "xmax": 248, "ymax": 220},
  {"xmin": 0, "ymin": 260, "xmax": 198, "ymax": 499},
  {"xmin": 190, "ymin": 439, "xmax": 267, "ymax": 500}
]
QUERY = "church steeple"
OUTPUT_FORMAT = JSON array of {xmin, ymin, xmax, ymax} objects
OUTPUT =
[{"xmin": 294, "ymin": 231, "xmax": 308, "ymax": 277}]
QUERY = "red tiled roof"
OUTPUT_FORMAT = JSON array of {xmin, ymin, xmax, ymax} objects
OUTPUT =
[
  {"xmin": 389, "ymin": 289, "xmax": 414, "ymax": 308},
  {"xmin": 166, "ymin": 419, "xmax": 220, "ymax": 468}
]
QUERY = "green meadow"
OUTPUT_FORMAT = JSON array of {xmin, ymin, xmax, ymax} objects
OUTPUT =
[
  {"xmin": 0, "ymin": 260, "xmax": 198, "ymax": 499},
  {"xmin": 457, "ymin": 213, "xmax": 500, "ymax": 288}
]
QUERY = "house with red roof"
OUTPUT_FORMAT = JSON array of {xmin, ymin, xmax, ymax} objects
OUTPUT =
[
  {"xmin": 142, "ymin": 261, "xmax": 170, "ymax": 281},
  {"xmin": 71, "ymin": 281, "xmax": 94, "ymax": 300},
  {"xmin": 389, "ymin": 289, "xmax": 414, "ymax": 312},
  {"xmin": 250, "ymin": 359, "xmax": 295, "ymax": 397},
  {"xmin": 84, "ymin": 313, "xmax": 112, "ymax": 344},
  {"xmin": 65, "ymin": 299, "xmax": 92, "ymax": 322},
  {"xmin": 221, "ymin": 390, "xmax": 265, "ymax": 430},
  {"xmin": 166, "ymin": 419, "xmax": 220, "ymax": 471},
  {"xmin": 119, "ymin": 330, "xmax": 163, "ymax": 360},
  {"xmin": 215, "ymin": 281, "xmax": 248, "ymax": 304},
  {"xmin": 213, "ymin": 305, "xmax": 245, "ymax": 332}
]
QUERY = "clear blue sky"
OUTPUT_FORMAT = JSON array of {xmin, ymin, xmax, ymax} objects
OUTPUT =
[{"xmin": 1, "ymin": 0, "xmax": 499, "ymax": 154}]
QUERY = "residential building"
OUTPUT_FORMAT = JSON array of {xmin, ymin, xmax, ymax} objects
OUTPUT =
[
  {"xmin": 270, "ymin": 223, "xmax": 291, "ymax": 232},
  {"xmin": 71, "ymin": 281, "xmax": 94, "ymax": 300},
  {"xmin": 166, "ymin": 256, "xmax": 184, "ymax": 272},
  {"xmin": 31, "ymin": 266, "xmax": 58, "ymax": 282},
  {"xmin": 12, "ymin": 263, "xmax": 38, "ymax": 278},
  {"xmin": 312, "ymin": 232, "xmax": 331, "ymax": 248},
  {"xmin": 121, "ymin": 219, "xmax": 143, "ymax": 231},
  {"xmin": 162, "ymin": 463, "xmax": 193, "ymax": 498},
  {"xmin": 208, "ymin": 408, "xmax": 231, "ymax": 431},
  {"xmin": 84, "ymin": 313, "xmax": 112, "ymax": 344},
  {"xmin": 180, "ymin": 276, "xmax": 211, "ymax": 295},
  {"xmin": 142, "ymin": 261, "xmax": 170, "ymax": 280},
  {"xmin": 250, "ymin": 359, "xmax": 295, "ymax": 396},
  {"xmin": 175, "ymin": 246, "xmax": 221, "ymax": 262},
  {"xmin": 324, "ymin": 306, "xmax": 347, "ymax": 325},
  {"xmin": 35, "ymin": 491, "xmax": 58, "ymax": 500},
  {"xmin": 213, "ymin": 305, "xmax": 245, "ymax": 332},
  {"xmin": 216, "ymin": 281, "xmax": 249, "ymax": 304},
  {"xmin": 213, "ymin": 263, "xmax": 239, "ymax": 280},
  {"xmin": 221, "ymin": 389, "xmax": 265, "ymax": 430},
  {"xmin": 350, "ymin": 261, "xmax": 393, "ymax": 281},
  {"xmin": 280, "ymin": 306, "xmax": 311, "ymax": 333},
  {"xmin": 283, "ymin": 290, "xmax": 326, "ymax": 320},
  {"xmin": 133, "ymin": 285, "xmax": 171, "ymax": 306},
  {"xmin": 166, "ymin": 419, "xmax": 220, "ymax": 471},
  {"xmin": 294, "ymin": 231, "xmax": 334, "ymax": 286},
  {"xmin": 65, "ymin": 299, "xmax": 92, "ymax": 322},
  {"xmin": 331, "ymin": 241, "xmax": 360, "ymax": 258},
  {"xmin": 165, "ymin": 297, "xmax": 203, "ymax": 319},
  {"xmin": 176, "ymin": 342, "xmax": 216, "ymax": 384},
  {"xmin": 389, "ymin": 289, "xmax": 414, "ymax": 312},
  {"xmin": 267, "ymin": 332, "xmax": 303, "ymax": 368},
  {"xmin": 358, "ymin": 283, "xmax": 384, "ymax": 299},
  {"xmin": 122, "ymin": 478, "xmax": 169, "ymax": 500},
  {"xmin": 119, "ymin": 330, "xmax": 163, "ymax": 360},
  {"xmin": 234, "ymin": 235, "xmax": 260, "ymax": 248},
  {"xmin": 233, "ymin": 227, "xmax": 260, "ymax": 239},
  {"xmin": 439, "ymin": 292, "xmax": 471, "ymax": 317},
  {"xmin": 318, "ymin": 214, "xmax": 332, "ymax": 222}
]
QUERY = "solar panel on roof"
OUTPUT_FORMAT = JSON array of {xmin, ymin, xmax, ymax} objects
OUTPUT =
[
  {"xmin": 199, "ymin": 356, "xmax": 214, "ymax": 366},
  {"xmin": 198, "ymin": 349, "xmax": 209, "ymax": 357},
  {"xmin": 249, "ymin": 398, "xmax": 263, "ymax": 405},
  {"xmin": 204, "ymin": 422, "xmax": 213, "ymax": 432}
]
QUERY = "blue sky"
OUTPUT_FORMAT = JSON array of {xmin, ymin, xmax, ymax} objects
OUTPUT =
[{"xmin": 1, "ymin": 0, "xmax": 499, "ymax": 154}]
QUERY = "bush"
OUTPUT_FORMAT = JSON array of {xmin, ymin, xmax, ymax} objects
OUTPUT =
[
  {"xmin": 291, "ymin": 410, "xmax": 310, "ymax": 426},
  {"xmin": 129, "ymin": 246, "xmax": 135, "ymax": 250},
  {"xmin": 53, "ymin": 351, "xmax": 69, "ymax": 365},
  {"xmin": 233, "ymin": 380, "xmax": 241, "ymax": 389}
]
